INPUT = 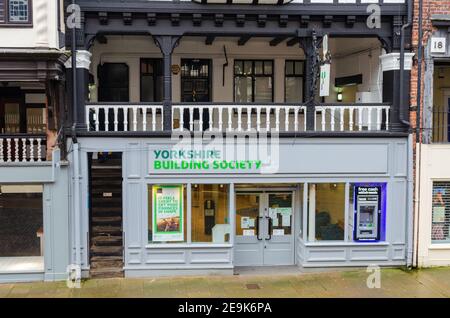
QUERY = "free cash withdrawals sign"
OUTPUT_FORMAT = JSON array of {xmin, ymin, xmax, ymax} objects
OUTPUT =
[{"xmin": 152, "ymin": 185, "xmax": 184, "ymax": 242}]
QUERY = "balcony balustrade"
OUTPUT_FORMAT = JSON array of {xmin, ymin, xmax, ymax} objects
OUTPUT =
[
  {"xmin": 84, "ymin": 103, "xmax": 391, "ymax": 133},
  {"xmin": 0, "ymin": 135, "xmax": 47, "ymax": 163}
]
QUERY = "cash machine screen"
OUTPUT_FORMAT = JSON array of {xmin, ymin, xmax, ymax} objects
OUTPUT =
[{"xmin": 360, "ymin": 207, "xmax": 375, "ymax": 224}]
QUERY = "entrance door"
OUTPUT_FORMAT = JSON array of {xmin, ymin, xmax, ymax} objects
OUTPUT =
[{"xmin": 234, "ymin": 192, "xmax": 294, "ymax": 266}]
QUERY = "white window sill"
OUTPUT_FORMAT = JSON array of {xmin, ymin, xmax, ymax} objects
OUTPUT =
[
  {"xmin": 145, "ymin": 243, "xmax": 233, "ymax": 249},
  {"xmin": 428, "ymin": 243, "xmax": 450, "ymax": 250}
]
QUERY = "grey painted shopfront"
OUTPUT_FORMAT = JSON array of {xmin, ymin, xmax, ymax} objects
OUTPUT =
[
  {"xmin": 0, "ymin": 150, "xmax": 70, "ymax": 283},
  {"xmin": 71, "ymin": 136, "xmax": 413, "ymax": 277}
]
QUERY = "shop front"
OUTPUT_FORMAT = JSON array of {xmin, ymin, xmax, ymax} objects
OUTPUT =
[{"xmin": 74, "ymin": 135, "xmax": 412, "ymax": 277}]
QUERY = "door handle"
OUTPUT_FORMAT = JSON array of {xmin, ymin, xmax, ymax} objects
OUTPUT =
[
  {"xmin": 256, "ymin": 216, "xmax": 263, "ymax": 241},
  {"xmin": 266, "ymin": 216, "xmax": 272, "ymax": 240}
]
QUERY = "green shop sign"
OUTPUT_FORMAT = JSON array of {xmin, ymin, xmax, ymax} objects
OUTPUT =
[
  {"xmin": 151, "ymin": 149, "xmax": 262, "ymax": 173},
  {"xmin": 152, "ymin": 185, "xmax": 184, "ymax": 242}
]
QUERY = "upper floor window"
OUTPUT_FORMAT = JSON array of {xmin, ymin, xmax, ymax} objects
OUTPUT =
[
  {"xmin": 0, "ymin": 0, "xmax": 31, "ymax": 25},
  {"xmin": 8, "ymin": 0, "xmax": 30, "ymax": 23},
  {"xmin": 234, "ymin": 60, "xmax": 273, "ymax": 103}
]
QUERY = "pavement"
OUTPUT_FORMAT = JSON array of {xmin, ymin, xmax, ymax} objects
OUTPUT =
[{"xmin": 0, "ymin": 267, "xmax": 449, "ymax": 298}]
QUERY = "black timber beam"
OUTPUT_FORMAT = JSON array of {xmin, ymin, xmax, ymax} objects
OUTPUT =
[
  {"xmin": 238, "ymin": 35, "xmax": 251, "ymax": 46},
  {"xmin": 286, "ymin": 37, "xmax": 300, "ymax": 46},
  {"xmin": 205, "ymin": 35, "xmax": 215, "ymax": 45},
  {"xmin": 269, "ymin": 36, "xmax": 288, "ymax": 46},
  {"xmin": 74, "ymin": 1, "xmax": 408, "ymax": 17}
]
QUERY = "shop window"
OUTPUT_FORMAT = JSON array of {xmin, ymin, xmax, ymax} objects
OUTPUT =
[
  {"xmin": 308, "ymin": 183, "xmax": 345, "ymax": 241},
  {"xmin": 285, "ymin": 60, "xmax": 304, "ymax": 103},
  {"xmin": 432, "ymin": 182, "xmax": 450, "ymax": 243},
  {"xmin": 148, "ymin": 185, "xmax": 187, "ymax": 243},
  {"xmin": 0, "ymin": 185, "xmax": 43, "ymax": 257},
  {"xmin": 191, "ymin": 184, "xmax": 230, "ymax": 243},
  {"xmin": 234, "ymin": 60, "xmax": 273, "ymax": 103}
]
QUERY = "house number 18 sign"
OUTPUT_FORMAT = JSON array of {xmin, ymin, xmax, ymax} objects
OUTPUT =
[{"xmin": 431, "ymin": 37, "xmax": 447, "ymax": 54}]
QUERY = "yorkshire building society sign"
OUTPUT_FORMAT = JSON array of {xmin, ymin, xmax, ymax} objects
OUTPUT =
[{"xmin": 148, "ymin": 133, "xmax": 280, "ymax": 174}]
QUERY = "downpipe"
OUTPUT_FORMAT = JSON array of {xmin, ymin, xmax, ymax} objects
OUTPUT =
[
  {"xmin": 399, "ymin": 0, "xmax": 413, "ymax": 127},
  {"xmin": 70, "ymin": 0, "xmax": 82, "ymax": 281}
]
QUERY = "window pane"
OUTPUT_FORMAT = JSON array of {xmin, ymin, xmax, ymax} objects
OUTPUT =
[
  {"xmin": 269, "ymin": 193, "xmax": 292, "ymax": 235},
  {"xmin": 254, "ymin": 77, "xmax": 272, "ymax": 102},
  {"xmin": 236, "ymin": 194, "xmax": 259, "ymax": 236},
  {"xmin": 141, "ymin": 76, "xmax": 155, "ymax": 102},
  {"xmin": 264, "ymin": 61, "xmax": 273, "ymax": 75},
  {"xmin": 191, "ymin": 184, "xmax": 229, "ymax": 243},
  {"xmin": 0, "ymin": 185, "xmax": 43, "ymax": 257},
  {"xmin": 234, "ymin": 61, "xmax": 243, "ymax": 75},
  {"xmin": 432, "ymin": 182, "xmax": 450, "ymax": 243},
  {"xmin": 244, "ymin": 61, "xmax": 253, "ymax": 75},
  {"xmin": 285, "ymin": 77, "xmax": 303, "ymax": 103},
  {"xmin": 294, "ymin": 61, "xmax": 304, "ymax": 75},
  {"xmin": 148, "ymin": 185, "xmax": 187, "ymax": 243},
  {"xmin": 310, "ymin": 183, "xmax": 345, "ymax": 241},
  {"xmin": 255, "ymin": 61, "xmax": 263, "ymax": 75},
  {"xmin": 4, "ymin": 103, "xmax": 20, "ymax": 133},
  {"xmin": 8, "ymin": 0, "xmax": 29, "ymax": 22},
  {"xmin": 285, "ymin": 61, "xmax": 294, "ymax": 76},
  {"xmin": 234, "ymin": 76, "xmax": 253, "ymax": 103},
  {"xmin": 26, "ymin": 108, "xmax": 46, "ymax": 133}
]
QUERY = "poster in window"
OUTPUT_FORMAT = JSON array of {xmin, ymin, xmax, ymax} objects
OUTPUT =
[{"xmin": 152, "ymin": 185, "xmax": 184, "ymax": 242}]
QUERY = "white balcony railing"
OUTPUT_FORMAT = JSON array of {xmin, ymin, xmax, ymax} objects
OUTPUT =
[
  {"xmin": 86, "ymin": 104, "xmax": 164, "ymax": 132},
  {"xmin": 172, "ymin": 104, "xmax": 307, "ymax": 132},
  {"xmin": 315, "ymin": 104, "xmax": 390, "ymax": 132},
  {"xmin": 85, "ymin": 103, "xmax": 390, "ymax": 133},
  {"xmin": 0, "ymin": 135, "xmax": 46, "ymax": 163}
]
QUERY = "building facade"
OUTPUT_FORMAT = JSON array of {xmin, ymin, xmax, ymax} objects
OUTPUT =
[
  {"xmin": 413, "ymin": 0, "xmax": 450, "ymax": 267},
  {"xmin": 66, "ymin": 0, "xmax": 415, "ymax": 278},
  {"xmin": 0, "ymin": 0, "xmax": 70, "ymax": 283}
]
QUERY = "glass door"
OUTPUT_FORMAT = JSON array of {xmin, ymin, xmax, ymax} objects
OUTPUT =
[
  {"xmin": 234, "ymin": 193, "xmax": 264, "ymax": 266},
  {"xmin": 234, "ymin": 192, "xmax": 295, "ymax": 266}
]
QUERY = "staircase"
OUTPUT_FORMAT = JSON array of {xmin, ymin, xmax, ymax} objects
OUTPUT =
[{"xmin": 89, "ymin": 156, "xmax": 124, "ymax": 279}]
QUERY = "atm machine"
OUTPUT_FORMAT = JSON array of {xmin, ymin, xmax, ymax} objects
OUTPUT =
[{"xmin": 354, "ymin": 186, "xmax": 381, "ymax": 241}]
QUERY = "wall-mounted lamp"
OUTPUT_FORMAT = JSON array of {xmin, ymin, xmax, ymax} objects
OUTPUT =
[{"xmin": 337, "ymin": 92, "xmax": 343, "ymax": 102}]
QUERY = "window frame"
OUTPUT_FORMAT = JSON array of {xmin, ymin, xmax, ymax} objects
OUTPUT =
[
  {"xmin": 147, "ymin": 183, "xmax": 233, "ymax": 247},
  {"xmin": 0, "ymin": 0, "xmax": 33, "ymax": 27},
  {"xmin": 284, "ymin": 60, "xmax": 305, "ymax": 103},
  {"xmin": 431, "ymin": 180, "xmax": 450, "ymax": 244},
  {"xmin": 233, "ymin": 59, "xmax": 274, "ymax": 103}
]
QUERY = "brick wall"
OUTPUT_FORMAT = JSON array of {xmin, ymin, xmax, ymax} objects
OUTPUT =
[{"xmin": 410, "ymin": 0, "xmax": 450, "ymax": 140}]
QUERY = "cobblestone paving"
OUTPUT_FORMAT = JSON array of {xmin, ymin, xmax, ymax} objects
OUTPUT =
[{"xmin": 0, "ymin": 267, "xmax": 449, "ymax": 298}]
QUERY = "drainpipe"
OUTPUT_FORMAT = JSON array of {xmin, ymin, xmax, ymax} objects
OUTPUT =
[
  {"xmin": 414, "ymin": 0, "xmax": 424, "ymax": 268},
  {"xmin": 70, "ymin": 0, "xmax": 82, "ymax": 280},
  {"xmin": 399, "ymin": 0, "xmax": 413, "ymax": 127}
]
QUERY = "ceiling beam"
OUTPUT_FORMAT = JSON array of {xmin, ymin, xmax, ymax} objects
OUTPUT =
[
  {"xmin": 238, "ymin": 35, "xmax": 251, "ymax": 46},
  {"xmin": 205, "ymin": 35, "xmax": 215, "ymax": 45},
  {"xmin": 269, "ymin": 36, "xmax": 288, "ymax": 46},
  {"xmin": 286, "ymin": 37, "xmax": 300, "ymax": 47}
]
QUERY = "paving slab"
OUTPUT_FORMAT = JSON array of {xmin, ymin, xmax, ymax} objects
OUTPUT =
[{"xmin": 0, "ymin": 267, "xmax": 449, "ymax": 298}]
